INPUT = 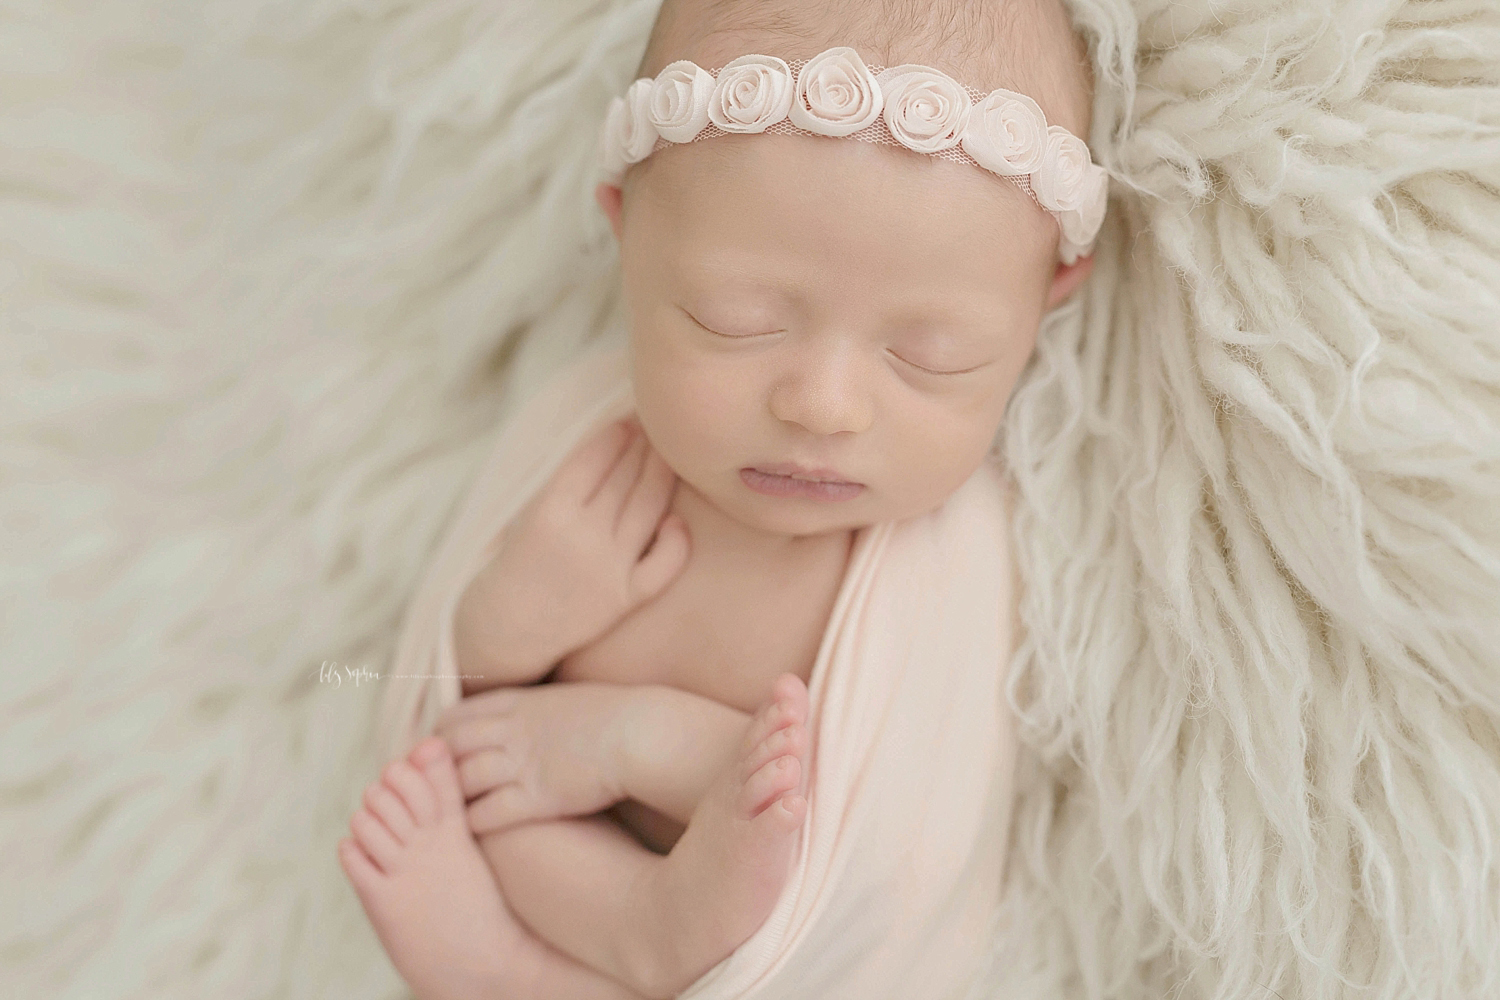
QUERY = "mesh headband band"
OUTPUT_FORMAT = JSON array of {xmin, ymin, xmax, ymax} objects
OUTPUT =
[{"xmin": 599, "ymin": 46, "xmax": 1108, "ymax": 264}]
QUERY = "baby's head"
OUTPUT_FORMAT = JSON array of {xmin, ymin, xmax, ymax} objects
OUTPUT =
[{"xmin": 597, "ymin": 0, "xmax": 1098, "ymax": 538}]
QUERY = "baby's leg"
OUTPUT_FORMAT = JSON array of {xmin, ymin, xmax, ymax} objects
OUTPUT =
[
  {"xmin": 339, "ymin": 738, "xmax": 646, "ymax": 1000},
  {"xmin": 482, "ymin": 676, "xmax": 811, "ymax": 1000}
]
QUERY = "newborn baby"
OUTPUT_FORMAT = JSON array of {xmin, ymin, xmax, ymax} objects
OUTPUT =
[{"xmin": 338, "ymin": 0, "xmax": 1101, "ymax": 996}]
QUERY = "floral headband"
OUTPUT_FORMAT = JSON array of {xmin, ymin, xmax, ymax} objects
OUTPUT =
[{"xmin": 598, "ymin": 46, "xmax": 1109, "ymax": 264}]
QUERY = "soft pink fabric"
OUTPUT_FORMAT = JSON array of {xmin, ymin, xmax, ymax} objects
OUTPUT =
[{"xmin": 379, "ymin": 335, "xmax": 1020, "ymax": 999}]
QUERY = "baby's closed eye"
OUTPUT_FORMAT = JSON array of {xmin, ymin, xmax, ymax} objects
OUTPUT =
[
  {"xmin": 682, "ymin": 306, "xmax": 783, "ymax": 338},
  {"xmin": 885, "ymin": 348, "xmax": 993, "ymax": 376}
]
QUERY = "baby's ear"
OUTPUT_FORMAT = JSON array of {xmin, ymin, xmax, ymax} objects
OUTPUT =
[
  {"xmin": 595, "ymin": 183, "xmax": 624, "ymax": 242},
  {"xmin": 1045, "ymin": 253, "xmax": 1095, "ymax": 310}
]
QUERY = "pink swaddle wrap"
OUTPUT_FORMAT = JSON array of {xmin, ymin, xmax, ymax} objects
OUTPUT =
[{"xmin": 379, "ymin": 334, "xmax": 1020, "ymax": 999}]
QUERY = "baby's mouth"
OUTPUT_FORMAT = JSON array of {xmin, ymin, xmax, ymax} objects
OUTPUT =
[
  {"xmin": 745, "ymin": 462, "xmax": 860, "ymax": 485},
  {"xmin": 739, "ymin": 464, "xmax": 865, "ymax": 501}
]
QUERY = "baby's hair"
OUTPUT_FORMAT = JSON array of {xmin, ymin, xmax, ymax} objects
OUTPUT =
[{"xmin": 638, "ymin": 0, "xmax": 1094, "ymax": 138}]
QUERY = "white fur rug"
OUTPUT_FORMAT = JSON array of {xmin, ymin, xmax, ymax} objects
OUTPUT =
[{"xmin": 3, "ymin": 1, "xmax": 1496, "ymax": 998}]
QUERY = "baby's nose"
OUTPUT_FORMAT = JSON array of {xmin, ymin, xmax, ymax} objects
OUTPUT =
[{"xmin": 768, "ymin": 349, "xmax": 874, "ymax": 437}]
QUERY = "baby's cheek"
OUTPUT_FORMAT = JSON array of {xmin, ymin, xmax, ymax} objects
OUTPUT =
[
  {"xmin": 889, "ymin": 405, "xmax": 995, "ymax": 515},
  {"xmin": 675, "ymin": 368, "xmax": 756, "ymax": 454},
  {"xmin": 635, "ymin": 358, "xmax": 738, "ymax": 465}
]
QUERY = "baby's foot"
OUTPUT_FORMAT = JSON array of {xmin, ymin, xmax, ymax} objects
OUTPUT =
[
  {"xmin": 338, "ymin": 738, "xmax": 538, "ymax": 1000},
  {"xmin": 626, "ymin": 673, "xmax": 810, "ymax": 998}
]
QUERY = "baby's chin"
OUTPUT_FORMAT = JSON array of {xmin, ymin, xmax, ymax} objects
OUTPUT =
[{"xmin": 675, "ymin": 474, "xmax": 863, "ymax": 539}]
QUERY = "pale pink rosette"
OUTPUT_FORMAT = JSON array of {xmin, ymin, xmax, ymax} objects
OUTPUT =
[
  {"xmin": 598, "ymin": 77, "xmax": 658, "ymax": 181},
  {"xmin": 707, "ymin": 54, "xmax": 796, "ymax": 133},
  {"xmin": 1057, "ymin": 238, "xmax": 1088, "ymax": 267},
  {"xmin": 960, "ymin": 88, "xmax": 1047, "ymax": 176},
  {"xmin": 876, "ymin": 65, "xmax": 971, "ymax": 154},
  {"xmin": 1058, "ymin": 162, "xmax": 1109, "ymax": 247},
  {"xmin": 788, "ymin": 46, "xmax": 884, "ymax": 137},
  {"xmin": 599, "ymin": 46, "xmax": 1112, "ymax": 262},
  {"xmin": 649, "ymin": 60, "xmax": 714, "ymax": 142},
  {"xmin": 1031, "ymin": 124, "xmax": 1093, "ymax": 213}
]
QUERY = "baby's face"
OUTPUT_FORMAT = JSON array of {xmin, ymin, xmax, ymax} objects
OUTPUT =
[{"xmin": 608, "ymin": 132, "xmax": 1077, "ymax": 538}]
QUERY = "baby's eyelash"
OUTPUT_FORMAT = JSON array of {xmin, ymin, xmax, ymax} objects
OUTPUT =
[
  {"xmin": 685, "ymin": 310, "xmax": 984, "ymax": 375},
  {"xmin": 684, "ymin": 310, "xmax": 776, "ymax": 338},
  {"xmin": 886, "ymin": 349, "xmax": 988, "ymax": 376}
]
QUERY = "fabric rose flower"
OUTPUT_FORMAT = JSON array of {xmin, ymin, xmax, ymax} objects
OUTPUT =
[
  {"xmin": 876, "ymin": 65, "xmax": 971, "ymax": 154},
  {"xmin": 1057, "ymin": 235, "xmax": 1089, "ymax": 267},
  {"xmin": 599, "ymin": 77, "xmax": 658, "ymax": 180},
  {"xmin": 707, "ymin": 54, "xmax": 795, "ymax": 133},
  {"xmin": 649, "ymin": 59, "xmax": 713, "ymax": 143},
  {"xmin": 789, "ymin": 46, "xmax": 883, "ymax": 137},
  {"xmin": 1057, "ymin": 162, "xmax": 1109, "ymax": 246},
  {"xmin": 960, "ymin": 88, "xmax": 1047, "ymax": 176},
  {"xmin": 1031, "ymin": 124, "xmax": 1093, "ymax": 213}
]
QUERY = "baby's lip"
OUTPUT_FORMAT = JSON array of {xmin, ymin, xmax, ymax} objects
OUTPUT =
[{"xmin": 745, "ymin": 462, "xmax": 861, "ymax": 485}]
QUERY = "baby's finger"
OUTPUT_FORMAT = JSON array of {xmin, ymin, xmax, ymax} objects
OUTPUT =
[
  {"xmin": 466, "ymin": 784, "xmax": 538, "ymax": 835},
  {"xmin": 588, "ymin": 426, "xmax": 649, "ymax": 511},
  {"xmin": 435, "ymin": 687, "xmax": 519, "ymax": 729},
  {"xmin": 616, "ymin": 446, "xmax": 677, "ymax": 552},
  {"xmin": 439, "ymin": 717, "xmax": 508, "ymax": 759},
  {"xmin": 456, "ymin": 748, "xmax": 520, "ymax": 801},
  {"xmin": 628, "ymin": 512, "xmax": 691, "ymax": 605},
  {"xmin": 545, "ymin": 418, "xmax": 636, "ymax": 507}
]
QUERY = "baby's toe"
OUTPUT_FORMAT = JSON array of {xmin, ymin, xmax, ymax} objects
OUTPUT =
[
  {"xmin": 741, "ymin": 691, "xmax": 794, "ymax": 757},
  {"xmin": 383, "ymin": 759, "xmax": 437, "ymax": 826},
  {"xmin": 409, "ymin": 735, "xmax": 447, "ymax": 768},
  {"xmin": 350, "ymin": 806, "xmax": 403, "ymax": 872},
  {"xmin": 739, "ymin": 754, "xmax": 802, "ymax": 820},
  {"xmin": 742, "ymin": 722, "xmax": 807, "ymax": 779},
  {"xmin": 363, "ymin": 781, "xmax": 416, "ymax": 843},
  {"xmin": 337, "ymin": 837, "xmax": 383, "ymax": 894},
  {"xmin": 765, "ymin": 793, "xmax": 806, "ymax": 832},
  {"xmin": 770, "ymin": 673, "xmax": 809, "ymax": 726},
  {"xmin": 415, "ymin": 739, "xmax": 468, "ymax": 821}
]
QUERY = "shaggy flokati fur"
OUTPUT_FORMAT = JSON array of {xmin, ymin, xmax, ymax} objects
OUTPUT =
[{"xmin": 2, "ymin": 1, "xmax": 1496, "ymax": 999}]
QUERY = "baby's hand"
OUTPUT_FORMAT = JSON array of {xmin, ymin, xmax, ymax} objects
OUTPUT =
[
  {"xmin": 434, "ymin": 682, "xmax": 638, "ymax": 835},
  {"xmin": 455, "ymin": 416, "xmax": 691, "ymax": 684}
]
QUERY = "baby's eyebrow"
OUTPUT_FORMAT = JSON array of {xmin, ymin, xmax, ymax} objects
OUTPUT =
[{"xmin": 673, "ymin": 257, "xmax": 804, "ymax": 299}]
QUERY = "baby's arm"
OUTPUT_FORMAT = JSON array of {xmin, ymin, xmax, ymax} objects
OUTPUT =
[
  {"xmin": 452, "ymin": 416, "xmax": 692, "ymax": 695},
  {"xmin": 436, "ymin": 681, "xmax": 763, "ymax": 830}
]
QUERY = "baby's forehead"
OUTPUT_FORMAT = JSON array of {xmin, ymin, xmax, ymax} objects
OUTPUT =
[{"xmin": 631, "ymin": 135, "xmax": 1057, "ymax": 290}]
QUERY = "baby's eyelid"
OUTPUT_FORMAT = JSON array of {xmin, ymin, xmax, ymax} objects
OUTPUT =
[
  {"xmin": 684, "ymin": 310, "xmax": 983, "ymax": 372},
  {"xmin": 886, "ymin": 348, "xmax": 987, "ymax": 376},
  {"xmin": 684, "ymin": 309, "xmax": 779, "ymax": 338}
]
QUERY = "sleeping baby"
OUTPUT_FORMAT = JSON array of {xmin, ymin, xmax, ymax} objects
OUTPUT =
[{"xmin": 338, "ymin": 0, "xmax": 1107, "ymax": 997}]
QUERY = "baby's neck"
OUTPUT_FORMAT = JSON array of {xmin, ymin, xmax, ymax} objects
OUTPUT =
[{"xmin": 671, "ymin": 480, "xmax": 851, "ymax": 563}]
